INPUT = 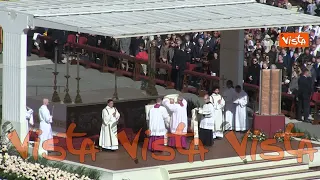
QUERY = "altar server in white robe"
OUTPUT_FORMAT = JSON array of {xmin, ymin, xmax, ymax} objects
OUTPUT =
[
  {"xmin": 26, "ymin": 106, "xmax": 34, "ymax": 133},
  {"xmin": 38, "ymin": 99, "xmax": 53, "ymax": 155},
  {"xmin": 162, "ymin": 96, "xmax": 188, "ymax": 149},
  {"xmin": 199, "ymin": 95, "xmax": 215, "ymax": 146},
  {"xmin": 148, "ymin": 98, "xmax": 169, "ymax": 151},
  {"xmin": 233, "ymin": 85, "xmax": 249, "ymax": 131},
  {"xmin": 223, "ymin": 80, "xmax": 237, "ymax": 130},
  {"xmin": 99, "ymin": 99, "xmax": 120, "ymax": 151},
  {"xmin": 210, "ymin": 87, "xmax": 225, "ymax": 139}
]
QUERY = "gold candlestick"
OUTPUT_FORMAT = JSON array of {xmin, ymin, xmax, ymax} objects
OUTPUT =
[
  {"xmin": 64, "ymin": 53, "xmax": 72, "ymax": 104},
  {"xmin": 52, "ymin": 47, "xmax": 61, "ymax": 102},
  {"xmin": 74, "ymin": 54, "xmax": 82, "ymax": 103}
]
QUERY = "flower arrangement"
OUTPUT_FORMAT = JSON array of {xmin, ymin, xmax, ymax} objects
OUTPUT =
[
  {"xmin": 246, "ymin": 130, "xmax": 267, "ymax": 142},
  {"xmin": 0, "ymin": 145, "xmax": 99, "ymax": 180},
  {"xmin": 274, "ymin": 129, "xmax": 294, "ymax": 142}
]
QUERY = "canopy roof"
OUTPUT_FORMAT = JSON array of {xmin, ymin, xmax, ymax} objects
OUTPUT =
[{"xmin": 1, "ymin": 0, "xmax": 320, "ymax": 38}]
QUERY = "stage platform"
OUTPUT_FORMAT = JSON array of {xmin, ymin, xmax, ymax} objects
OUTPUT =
[{"xmin": 59, "ymin": 132, "xmax": 320, "ymax": 171}]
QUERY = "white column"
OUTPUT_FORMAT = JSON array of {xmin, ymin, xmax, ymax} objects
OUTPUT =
[
  {"xmin": 219, "ymin": 30, "xmax": 244, "ymax": 91},
  {"xmin": 0, "ymin": 11, "xmax": 30, "ymax": 143}
]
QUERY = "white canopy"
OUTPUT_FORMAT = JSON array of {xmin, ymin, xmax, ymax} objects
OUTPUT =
[{"xmin": 1, "ymin": 0, "xmax": 320, "ymax": 38}]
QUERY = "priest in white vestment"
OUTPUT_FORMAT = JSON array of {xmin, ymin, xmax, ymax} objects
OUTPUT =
[
  {"xmin": 162, "ymin": 96, "xmax": 188, "ymax": 149},
  {"xmin": 210, "ymin": 87, "xmax": 225, "ymax": 139},
  {"xmin": 148, "ymin": 98, "xmax": 169, "ymax": 151},
  {"xmin": 26, "ymin": 106, "xmax": 34, "ymax": 134},
  {"xmin": 199, "ymin": 95, "xmax": 215, "ymax": 146},
  {"xmin": 99, "ymin": 99, "xmax": 120, "ymax": 151},
  {"xmin": 233, "ymin": 85, "xmax": 249, "ymax": 131},
  {"xmin": 223, "ymin": 80, "xmax": 237, "ymax": 130},
  {"xmin": 38, "ymin": 99, "xmax": 53, "ymax": 155}
]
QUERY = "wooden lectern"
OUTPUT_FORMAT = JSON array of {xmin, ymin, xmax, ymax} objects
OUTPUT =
[{"xmin": 253, "ymin": 69, "xmax": 285, "ymax": 137}]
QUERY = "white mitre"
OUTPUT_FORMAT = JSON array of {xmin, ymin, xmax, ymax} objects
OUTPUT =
[{"xmin": 163, "ymin": 94, "xmax": 179, "ymax": 102}]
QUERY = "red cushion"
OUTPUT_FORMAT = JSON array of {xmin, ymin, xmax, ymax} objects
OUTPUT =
[
  {"xmin": 78, "ymin": 37, "xmax": 87, "ymax": 45},
  {"xmin": 188, "ymin": 64, "xmax": 196, "ymax": 71}
]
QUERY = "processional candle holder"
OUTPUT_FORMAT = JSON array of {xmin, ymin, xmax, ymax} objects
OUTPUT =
[
  {"xmin": 112, "ymin": 71, "xmax": 119, "ymax": 100},
  {"xmin": 146, "ymin": 44, "xmax": 158, "ymax": 96},
  {"xmin": 52, "ymin": 47, "xmax": 61, "ymax": 102},
  {"xmin": 74, "ymin": 53, "xmax": 82, "ymax": 104},
  {"xmin": 64, "ymin": 53, "xmax": 72, "ymax": 104}
]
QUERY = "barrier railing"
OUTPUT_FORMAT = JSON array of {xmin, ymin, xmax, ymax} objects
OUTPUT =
[{"xmin": 32, "ymin": 35, "xmax": 297, "ymax": 118}]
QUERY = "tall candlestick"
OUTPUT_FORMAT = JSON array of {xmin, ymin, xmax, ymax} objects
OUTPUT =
[
  {"xmin": 66, "ymin": 54, "xmax": 69, "ymax": 75},
  {"xmin": 64, "ymin": 53, "xmax": 72, "ymax": 104},
  {"xmin": 52, "ymin": 47, "xmax": 61, "ymax": 103},
  {"xmin": 54, "ymin": 47, "xmax": 58, "ymax": 72},
  {"xmin": 77, "ymin": 55, "xmax": 80, "ymax": 78},
  {"xmin": 75, "ymin": 53, "xmax": 83, "ymax": 104}
]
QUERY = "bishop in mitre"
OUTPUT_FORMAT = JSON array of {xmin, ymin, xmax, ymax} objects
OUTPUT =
[
  {"xmin": 26, "ymin": 106, "xmax": 34, "ymax": 133},
  {"xmin": 148, "ymin": 98, "xmax": 169, "ymax": 151},
  {"xmin": 162, "ymin": 95, "xmax": 188, "ymax": 149},
  {"xmin": 223, "ymin": 80, "xmax": 237, "ymax": 130},
  {"xmin": 38, "ymin": 98, "xmax": 53, "ymax": 155},
  {"xmin": 198, "ymin": 94, "xmax": 215, "ymax": 146},
  {"xmin": 233, "ymin": 85, "xmax": 249, "ymax": 131},
  {"xmin": 99, "ymin": 99, "xmax": 120, "ymax": 151},
  {"xmin": 210, "ymin": 87, "xmax": 225, "ymax": 139}
]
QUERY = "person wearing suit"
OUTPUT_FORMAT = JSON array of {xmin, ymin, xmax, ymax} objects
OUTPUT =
[
  {"xmin": 172, "ymin": 46, "xmax": 187, "ymax": 91},
  {"xmin": 184, "ymin": 35, "xmax": 194, "ymax": 63},
  {"xmin": 310, "ymin": 29, "xmax": 318, "ymax": 44},
  {"xmin": 51, "ymin": 29, "xmax": 67, "ymax": 64},
  {"xmin": 313, "ymin": 56, "xmax": 320, "ymax": 87},
  {"xmin": 87, "ymin": 34, "xmax": 98, "ymax": 63},
  {"xmin": 205, "ymin": 33, "xmax": 216, "ymax": 55},
  {"xmin": 192, "ymin": 38, "xmax": 205, "ymax": 72},
  {"xmin": 297, "ymin": 68, "xmax": 313, "ymax": 123}
]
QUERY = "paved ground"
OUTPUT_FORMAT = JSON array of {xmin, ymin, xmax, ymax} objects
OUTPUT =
[
  {"xmin": 57, "ymin": 133, "xmax": 312, "ymax": 170},
  {"xmin": 0, "ymin": 54, "xmax": 319, "ymax": 139}
]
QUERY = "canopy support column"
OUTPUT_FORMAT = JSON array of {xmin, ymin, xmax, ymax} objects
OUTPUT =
[
  {"xmin": 219, "ymin": 30, "xmax": 244, "ymax": 90},
  {"xmin": 0, "ymin": 11, "xmax": 31, "ymax": 143}
]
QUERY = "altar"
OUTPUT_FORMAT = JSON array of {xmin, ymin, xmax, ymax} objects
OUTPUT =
[{"xmin": 27, "ymin": 88, "xmax": 160, "ymax": 137}]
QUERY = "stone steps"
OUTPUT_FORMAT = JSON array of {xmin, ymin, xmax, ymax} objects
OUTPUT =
[{"xmin": 159, "ymin": 152, "xmax": 320, "ymax": 180}]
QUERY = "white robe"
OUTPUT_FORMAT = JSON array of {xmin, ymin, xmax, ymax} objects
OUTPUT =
[
  {"xmin": 199, "ymin": 103, "xmax": 215, "ymax": 130},
  {"xmin": 233, "ymin": 90, "xmax": 249, "ymax": 131},
  {"xmin": 38, "ymin": 105, "xmax": 53, "ymax": 155},
  {"xmin": 99, "ymin": 106, "xmax": 120, "ymax": 150},
  {"xmin": 162, "ymin": 99, "xmax": 188, "ymax": 135},
  {"xmin": 148, "ymin": 105, "xmax": 169, "ymax": 136},
  {"xmin": 223, "ymin": 88, "xmax": 237, "ymax": 130},
  {"xmin": 210, "ymin": 94, "xmax": 225, "ymax": 138},
  {"xmin": 26, "ymin": 107, "xmax": 34, "ymax": 133}
]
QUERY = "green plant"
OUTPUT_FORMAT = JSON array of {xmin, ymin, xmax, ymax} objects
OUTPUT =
[
  {"xmin": 274, "ymin": 129, "xmax": 293, "ymax": 142},
  {"xmin": 246, "ymin": 130, "xmax": 267, "ymax": 142}
]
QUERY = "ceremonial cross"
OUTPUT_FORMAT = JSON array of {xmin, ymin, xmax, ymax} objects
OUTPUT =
[{"xmin": 220, "ymin": 75, "xmax": 227, "ymax": 88}]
